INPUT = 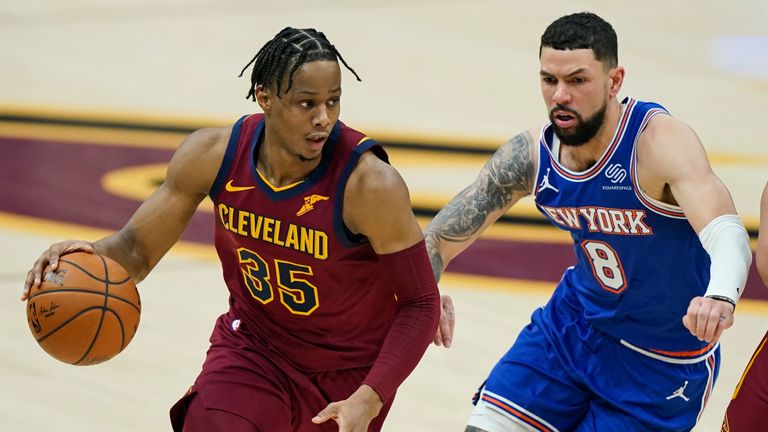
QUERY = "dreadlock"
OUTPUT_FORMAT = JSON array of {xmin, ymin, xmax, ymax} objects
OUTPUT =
[{"xmin": 238, "ymin": 27, "xmax": 361, "ymax": 101}]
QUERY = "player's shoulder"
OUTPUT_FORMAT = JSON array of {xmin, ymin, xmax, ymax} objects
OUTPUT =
[
  {"xmin": 165, "ymin": 126, "xmax": 232, "ymax": 191},
  {"xmin": 342, "ymin": 140, "xmax": 414, "ymax": 239},
  {"xmin": 642, "ymin": 112, "xmax": 689, "ymax": 136},
  {"xmin": 348, "ymin": 151, "xmax": 403, "ymax": 197},
  {"xmin": 490, "ymin": 127, "xmax": 539, "ymax": 180},
  {"xmin": 485, "ymin": 128, "xmax": 539, "ymax": 165},
  {"xmin": 525, "ymin": 127, "xmax": 541, "ymax": 146},
  {"xmin": 177, "ymin": 126, "xmax": 231, "ymax": 157},
  {"xmin": 502, "ymin": 127, "xmax": 540, "ymax": 151},
  {"xmin": 638, "ymin": 113, "xmax": 701, "ymax": 158},
  {"xmin": 183, "ymin": 112, "xmax": 264, "ymax": 154},
  {"xmin": 636, "ymin": 111, "xmax": 709, "ymax": 181}
]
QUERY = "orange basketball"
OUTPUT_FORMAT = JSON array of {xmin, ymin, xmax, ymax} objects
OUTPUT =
[{"xmin": 26, "ymin": 252, "xmax": 141, "ymax": 365}]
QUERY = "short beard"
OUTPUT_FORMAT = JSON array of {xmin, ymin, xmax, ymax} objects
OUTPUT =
[{"xmin": 549, "ymin": 103, "xmax": 607, "ymax": 146}]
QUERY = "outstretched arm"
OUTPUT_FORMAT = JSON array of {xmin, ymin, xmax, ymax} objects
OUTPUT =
[
  {"xmin": 424, "ymin": 129, "xmax": 537, "ymax": 282},
  {"xmin": 93, "ymin": 128, "xmax": 227, "ymax": 281},
  {"xmin": 637, "ymin": 114, "xmax": 751, "ymax": 344},
  {"xmin": 23, "ymin": 127, "xmax": 228, "ymax": 299},
  {"xmin": 423, "ymin": 130, "xmax": 536, "ymax": 347}
]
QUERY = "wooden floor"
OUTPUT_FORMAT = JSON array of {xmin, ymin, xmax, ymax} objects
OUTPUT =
[{"xmin": 2, "ymin": 1, "xmax": 767, "ymax": 431}]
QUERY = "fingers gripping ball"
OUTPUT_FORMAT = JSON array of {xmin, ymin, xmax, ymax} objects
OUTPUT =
[{"xmin": 26, "ymin": 252, "xmax": 141, "ymax": 365}]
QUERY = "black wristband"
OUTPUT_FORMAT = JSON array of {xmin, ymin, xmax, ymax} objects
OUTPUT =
[{"xmin": 705, "ymin": 294, "xmax": 736, "ymax": 310}]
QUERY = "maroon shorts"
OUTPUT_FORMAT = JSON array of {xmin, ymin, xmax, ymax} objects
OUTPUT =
[
  {"xmin": 169, "ymin": 312, "xmax": 393, "ymax": 432},
  {"xmin": 722, "ymin": 330, "xmax": 768, "ymax": 431}
]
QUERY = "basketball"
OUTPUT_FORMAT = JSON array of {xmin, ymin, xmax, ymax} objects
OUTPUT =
[{"xmin": 26, "ymin": 252, "xmax": 141, "ymax": 366}]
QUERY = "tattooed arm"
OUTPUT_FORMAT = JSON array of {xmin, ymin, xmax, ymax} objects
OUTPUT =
[
  {"xmin": 424, "ymin": 129, "xmax": 537, "ymax": 282},
  {"xmin": 425, "ymin": 129, "xmax": 537, "ymax": 348}
]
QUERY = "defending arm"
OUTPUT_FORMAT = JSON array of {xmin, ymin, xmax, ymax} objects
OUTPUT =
[{"xmin": 361, "ymin": 240, "xmax": 440, "ymax": 402}]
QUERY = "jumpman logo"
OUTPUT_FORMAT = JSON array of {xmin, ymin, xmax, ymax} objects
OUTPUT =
[
  {"xmin": 666, "ymin": 381, "xmax": 690, "ymax": 402},
  {"xmin": 537, "ymin": 168, "xmax": 559, "ymax": 194}
]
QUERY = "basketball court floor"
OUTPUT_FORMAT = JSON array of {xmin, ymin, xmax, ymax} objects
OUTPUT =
[{"xmin": 2, "ymin": 1, "xmax": 767, "ymax": 431}]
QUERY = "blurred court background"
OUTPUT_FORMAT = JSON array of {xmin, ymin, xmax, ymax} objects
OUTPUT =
[{"xmin": 1, "ymin": 1, "xmax": 767, "ymax": 431}]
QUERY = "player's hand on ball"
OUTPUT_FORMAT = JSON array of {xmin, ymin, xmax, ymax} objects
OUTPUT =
[
  {"xmin": 682, "ymin": 296, "xmax": 735, "ymax": 343},
  {"xmin": 25, "ymin": 252, "xmax": 140, "ymax": 365},
  {"xmin": 433, "ymin": 294, "xmax": 455, "ymax": 347},
  {"xmin": 22, "ymin": 239, "xmax": 94, "ymax": 300},
  {"xmin": 312, "ymin": 385, "xmax": 382, "ymax": 432}
]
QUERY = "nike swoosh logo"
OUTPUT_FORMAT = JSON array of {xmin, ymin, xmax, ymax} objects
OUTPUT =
[{"xmin": 225, "ymin": 180, "xmax": 256, "ymax": 192}]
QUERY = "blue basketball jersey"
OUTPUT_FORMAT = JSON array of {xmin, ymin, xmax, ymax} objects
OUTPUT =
[{"xmin": 533, "ymin": 97, "xmax": 713, "ymax": 361}]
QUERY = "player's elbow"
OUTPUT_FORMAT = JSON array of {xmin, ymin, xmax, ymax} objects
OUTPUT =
[
  {"xmin": 423, "ymin": 231, "xmax": 446, "ymax": 281},
  {"xmin": 129, "ymin": 245, "xmax": 156, "ymax": 284},
  {"xmin": 115, "ymin": 229, "xmax": 154, "ymax": 284}
]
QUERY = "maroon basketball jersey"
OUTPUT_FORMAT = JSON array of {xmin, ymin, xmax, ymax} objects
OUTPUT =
[
  {"xmin": 722, "ymin": 330, "xmax": 768, "ymax": 431},
  {"xmin": 209, "ymin": 114, "xmax": 398, "ymax": 373}
]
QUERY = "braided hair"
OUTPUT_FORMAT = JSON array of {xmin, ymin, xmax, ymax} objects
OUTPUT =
[{"xmin": 239, "ymin": 27, "xmax": 361, "ymax": 101}]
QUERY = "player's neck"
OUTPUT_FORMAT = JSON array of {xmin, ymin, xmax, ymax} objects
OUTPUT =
[{"xmin": 257, "ymin": 137, "xmax": 320, "ymax": 187}]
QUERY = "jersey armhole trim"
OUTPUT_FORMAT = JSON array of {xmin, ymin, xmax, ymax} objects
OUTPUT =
[
  {"xmin": 532, "ymin": 127, "xmax": 545, "ymax": 197},
  {"xmin": 333, "ymin": 139, "xmax": 387, "ymax": 247},
  {"xmin": 629, "ymin": 109, "xmax": 686, "ymax": 219},
  {"xmin": 209, "ymin": 114, "xmax": 249, "ymax": 201}
]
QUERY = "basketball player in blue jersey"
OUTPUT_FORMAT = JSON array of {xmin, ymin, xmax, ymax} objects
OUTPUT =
[
  {"xmin": 22, "ymin": 28, "xmax": 440, "ymax": 432},
  {"xmin": 426, "ymin": 12, "xmax": 752, "ymax": 431}
]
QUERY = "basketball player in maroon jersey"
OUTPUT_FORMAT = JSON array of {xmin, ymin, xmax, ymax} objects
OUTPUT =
[
  {"xmin": 721, "ymin": 181, "xmax": 768, "ymax": 431},
  {"xmin": 22, "ymin": 27, "xmax": 440, "ymax": 432}
]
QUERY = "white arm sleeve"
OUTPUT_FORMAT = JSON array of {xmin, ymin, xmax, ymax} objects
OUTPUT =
[{"xmin": 698, "ymin": 214, "xmax": 752, "ymax": 304}]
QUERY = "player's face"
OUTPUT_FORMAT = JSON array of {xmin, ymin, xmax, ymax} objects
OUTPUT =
[
  {"xmin": 539, "ymin": 47, "xmax": 612, "ymax": 146},
  {"xmin": 260, "ymin": 60, "xmax": 342, "ymax": 162}
]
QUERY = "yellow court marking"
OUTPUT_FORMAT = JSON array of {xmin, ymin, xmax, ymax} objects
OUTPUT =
[
  {"xmin": 0, "ymin": 211, "xmax": 217, "ymax": 261},
  {"xmin": 361, "ymin": 126, "xmax": 501, "ymax": 150},
  {"xmin": 0, "ymin": 103, "xmax": 229, "ymax": 130},
  {"xmin": 441, "ymin": 272, "xmax": 555, "ymax": 296},
  {"xmin": 708, "ymin": 153, "xmax": 768, "ymax": 166},
  {"xmin": 0, "ymin": 103, "xmax": 502, "ymax": 150},
  {"xmin": 0, "ymin": 121, "xmax": 187, "ymax": 149},
  {"xmin": 733, "ymin": 299, "xmax": 768, "ymax": 316},
  {"xmin": 101, "ymin": 163, "xmax": 166, "ymax": 201},
  {"xmin": 100, "ymin": 164, "xmax": 215, "ymax": 214},
  {"xmin": 388, "ymin": 147, "xmax": 490, "ymax": 166}
]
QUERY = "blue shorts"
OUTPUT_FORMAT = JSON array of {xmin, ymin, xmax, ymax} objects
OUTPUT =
[{"xmin": 474, "ymin": 290, "xmax": 720, "ymax": 431}]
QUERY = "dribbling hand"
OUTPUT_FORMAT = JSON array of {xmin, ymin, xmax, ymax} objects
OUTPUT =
[
  {"xmin": 22, "ymin": 240, "xmax": 94, "ymax": 301},
  {"xmin": 682, "ymin": 296, "xmax": 735, "ymax": 343}
]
